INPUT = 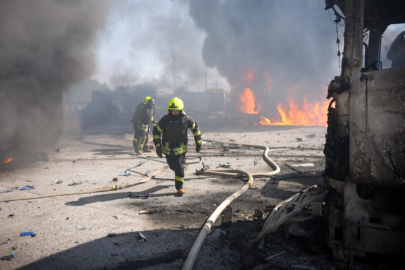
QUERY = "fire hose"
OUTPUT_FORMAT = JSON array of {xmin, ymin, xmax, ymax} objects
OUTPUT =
[
  {"xmin": 182, "ymin": 140, "xmax": 280, "ymax": 270},
  {"xmin": 0, "ymin": 157, "xmax": 201, "ymax": 203}
]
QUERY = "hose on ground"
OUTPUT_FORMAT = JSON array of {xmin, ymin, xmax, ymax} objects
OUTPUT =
[
  {"xmin": 182, "ymin": 140, "xmax": 281, "ymax": 270},
  {"xmin": 197, "ymin": 139, "xmax": 280, "ymax": 178},
  {"xmin": 182, "ymin": 169, "xmax": 253, "ymax": 270}
]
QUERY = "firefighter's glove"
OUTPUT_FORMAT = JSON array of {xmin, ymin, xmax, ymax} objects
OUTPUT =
[
  {"xmin": 196, "ymin": 144, "xmax": 202, "ymax": 153},
  {"xmin": 153, "ymin": 120, "xmax": 158, "ymax": 125},
  {"xmin": 156, "ymin": 147, "xmax": 163, "ymax": 158}
]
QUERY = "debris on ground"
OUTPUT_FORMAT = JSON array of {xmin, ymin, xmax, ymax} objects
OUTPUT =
[
  {"xmin": 20, "ymin": 185, "xmax": 35, "ymax": 190},
  {"xmin": 295, "ymin": 138, "xmax": 303, "ymax": 142},
  {"xmin": 218, "ymin": 163, "xmax": 231, "ymax": 168},
  {"xmin": 289, "ymin": 163, "xmax": 314, "ymax": 167},
  {"xmin": 129, "ymin": 193, "xmax": 150, "ymax": 199},
  {"xmin": 119, "ymin": 172, "xmax": 131, "ymax": 176},
  {"xmin": 0, "ymin": 253, "xmax": 15, "ymax": 261},
  {"xmin": 264, "ymin": 250, "xmax": 286, "ymax": 261},
  {"xmin": 68, "ymin": 181, "xmax": 83, "ymax": 186},
  {"xmin": 138, "ymin": 232, "xmax": 148, "ymax": 242},
  {"xmin": 0, "ymin": 239, "xmax": 11, "ymax": 245},
  {"xmin": 305, "ymin": 134, "xmax": 316, "ymax": 138},
  {"xmin": 285, "ymin": 164, "xmax": 303, "ymax": 174},
  {"xmin": 0, "ymin": 187, "xmax": 19, "ymax": 193},
  {"xmin": 201, "ymin": 163, "xmax": 210, "ymax": 171},
  {"xmin": 253, "ymin": 209, "xmax": 264, "ymax": 219},
  {"xmin": 208, "ymin": 229, "xmax": 226, "ymax": 239},
  {"xmin": 20, "ymin": 231, "xmax": 36, "ymax": 237}
]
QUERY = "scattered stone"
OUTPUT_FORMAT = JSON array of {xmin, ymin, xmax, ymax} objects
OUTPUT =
[
  {"xmin": 264, "ymin": 250, "xmax": 286, "ymax": 261},
  {"xmin": 253, "ymin": 209, "xmax": 264, "ymax": 219},
  {"xmin": 218, "ymin": 164, "xmax": 230, "ymax": 168},
  {"xmin": 68, "ymin": 181, "xmax": 83, "ymax": 186},
  {"xmin": 0, "ymin": 239, "xmax": 11, "ymax": 245},
  {"xmin": 291, "ymin": 265, "xmax": 318, "ymax": 270}
]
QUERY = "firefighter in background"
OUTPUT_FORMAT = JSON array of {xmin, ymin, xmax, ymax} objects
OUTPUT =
[
  {"xmin": 153, "ymin": 97, "xmax": 202, "ymax": 195},
  {"xmin": 131, "ymin": 96, "xmax": 151, "ymax": 153},
  {"xmin": 136, "ymin": 98, "xmax": 156, "ymax": 155}
]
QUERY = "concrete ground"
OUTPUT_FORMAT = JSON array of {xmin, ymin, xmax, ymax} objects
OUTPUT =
[{"xmin": 0, "ymin": 122, "xmax": 391, "ymax": 269}]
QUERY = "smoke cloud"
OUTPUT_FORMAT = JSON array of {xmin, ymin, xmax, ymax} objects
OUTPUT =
[
  {"xmin": 189, "ymin": 0, "xmax": 338, "ymax": 119},
  {"xmin": 0, "ymin": 0, "xmax": 110, "ymax": 153},
  {"xmin": 94, "ymin": 0, "xmax": 228, "ymax": 92}
]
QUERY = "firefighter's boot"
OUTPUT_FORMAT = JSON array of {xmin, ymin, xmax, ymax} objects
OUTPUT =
[{"xmin": 177, "ymin": 189, "xmax": 185, "ymax": 195}]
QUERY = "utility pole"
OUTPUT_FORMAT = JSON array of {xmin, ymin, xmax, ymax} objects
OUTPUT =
[
  {"xmin": 214, "ymin": 75, "xmax": 222, "ymax": 91},
  {"xmin": 165, "ymin": 49, "xmax": 182, "ymax": 92},
  {"xmin": 203, "ymin": 66, "xmax": 213, "ymax": 91}
]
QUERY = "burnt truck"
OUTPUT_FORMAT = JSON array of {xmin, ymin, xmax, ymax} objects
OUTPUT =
[
  {"xmin": 257, "ymin": 0, "xmax": 405, "ymax": 263},
  {"xmin": 323, "ymin": 0, "xmax": 405, "ymax": 261},
  {"xmin": 80, "ymin": 90, "xmax": 120, "ymax": 128}
]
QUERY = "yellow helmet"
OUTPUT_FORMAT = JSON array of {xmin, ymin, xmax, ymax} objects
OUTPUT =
[
  {"xmin": 142, "ymin": 96, "xmax": 152, "ymax": 104},
  {"xmin": 167, "ymin": 97, "xmax": 184, "ymax": 112}
]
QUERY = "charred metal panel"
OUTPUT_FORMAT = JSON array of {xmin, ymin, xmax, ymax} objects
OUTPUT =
[
  {"xmin": 349, "ymin": 67, "xmax": 405, "ymax": 187},
  {"xmin": 344, "ymin": 182, "xmax": 405, "ymax": 258}
]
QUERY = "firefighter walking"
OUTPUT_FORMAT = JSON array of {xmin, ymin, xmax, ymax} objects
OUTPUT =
[
  {"xmin": 132, "ymin": 96, "xmax": 156, "ymax": 155},
  {"xmin": 153, "ymin": 97, "xmax": 202, "ymax": 195},
  {"xmin": 131, "ymin": 96, "xmax": 150, "ymax": 153}
]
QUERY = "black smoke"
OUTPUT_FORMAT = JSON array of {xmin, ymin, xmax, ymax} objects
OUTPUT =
[
  {"xmin": 189, "ymin": 0, "xmax": 337, "ymax": 119},
  {"xmin": 0, "ymin": 0, "xmax": 110, "ymax": 153}
]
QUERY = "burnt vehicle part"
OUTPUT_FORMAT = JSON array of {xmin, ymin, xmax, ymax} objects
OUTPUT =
[
  {"xmin": 324, "ymin": 0, "xmax": 405, "ymax": 262},
  {"xmin": 80, "ymin": 90, "xmax": 120, "ymax": 128}
]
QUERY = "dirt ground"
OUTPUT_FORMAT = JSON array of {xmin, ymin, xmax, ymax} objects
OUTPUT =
[{"xmin": 0, "ymin": 121, "xmax": 395, "ymax": 270}]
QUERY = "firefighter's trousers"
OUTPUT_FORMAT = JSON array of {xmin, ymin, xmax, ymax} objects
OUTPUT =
[
  {"xmin": 136, "ymin": 130, "xmax": 150, "ymax": 152},
  {"xmin": 166, "ymin": 153, "xmax": 186, "ymax": 190}
]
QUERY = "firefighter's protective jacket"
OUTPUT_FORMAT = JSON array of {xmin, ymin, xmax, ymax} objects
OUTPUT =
[
  {"xmin": 153, "ymin": 113, "xmax": 202, "ymax": 156},
  {"xmin": 138, "ymin": 105, "xmax": 155, "ymax": 132},
  {"xmin": 132, "ymin": 103, "xmax": 144, "ymax": 122}
]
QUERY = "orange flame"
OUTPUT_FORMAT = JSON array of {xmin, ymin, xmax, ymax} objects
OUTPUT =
[
  {"xmin": 239, "ymin": 88, "xmax": 261, "ymax": 114},
  {"xmin": 3, "ymin": 157, "xmax": 14, "ymax": 164},
  {"xmin": 258, "ymin": 97, "xmax": 329, "ymax": 126},
  {"xmin": 246, "ymin": 71, "xmax": 255, "ymax": 83}
]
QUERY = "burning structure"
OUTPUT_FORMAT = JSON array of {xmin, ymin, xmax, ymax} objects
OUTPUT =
[
  {"xmin": 189, "ymin": 0, "xmax": 336, "ymax": 128},
  {"xmin": 323, "ymin": 0, "xmax": 405, "ymax": 261}
]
